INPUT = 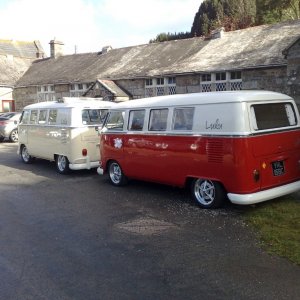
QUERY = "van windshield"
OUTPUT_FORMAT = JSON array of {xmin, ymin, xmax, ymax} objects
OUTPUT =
[
  {"xmin": 251, "ymin": 103, "xmax": 297, "ymax": 130},
  {"xmin": 82, "ymin": 109, "xmax": 108, "ymax": 125}
]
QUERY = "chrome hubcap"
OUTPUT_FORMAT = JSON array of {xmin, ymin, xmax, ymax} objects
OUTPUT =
[
  {"xmin": 57, "ymin": 156, "xmax": 67, "ymax": 171},
  {"xmin": 194, "ymin": 179, "xmax": 215, "ymax": 206},
  {"xmin": 110, "ymin": 163, "xmax": 122, "ymax": 184}
]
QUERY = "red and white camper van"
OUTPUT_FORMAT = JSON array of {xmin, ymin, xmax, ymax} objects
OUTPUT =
[{"xmin": 97, "ymin": 91, "xmax": 300, "ymax": 208}]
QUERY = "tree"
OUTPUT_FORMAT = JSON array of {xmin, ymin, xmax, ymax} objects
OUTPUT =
[
  {"xmin": 256, "ymin": 0, "xmax": 300, "ymax": 24},
  {"xmin": 150, "ymin": 0, "xmax": 300, "ymax": 43}
]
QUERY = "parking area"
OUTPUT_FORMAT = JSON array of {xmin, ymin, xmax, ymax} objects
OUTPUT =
[{"xmin": 0, "ymin": 142, "xmax": 299, "ymax": 300}]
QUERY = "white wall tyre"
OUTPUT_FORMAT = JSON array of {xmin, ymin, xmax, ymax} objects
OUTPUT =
[
  {"xmin": 21, "ymin": 145, "xmax": 34, "ymax": 164},
  {"xmin": 108, "ymin": 161, "xmax": 127, "ymax": 186},
  {"xmin": 56, "ymin": 155, "xmax": 70, "ymax": 174},
  {"xmin": 191, "ymin": 178, "xmax": 225, "ymax": 209}
]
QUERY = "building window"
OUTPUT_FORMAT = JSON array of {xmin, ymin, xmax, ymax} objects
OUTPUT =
[
  {"xmin": 230, "ymin": 71, "xmax": 242, "ymax": 90},
  {"xmin": 156, "ymin": 78, "xmax": 164, "ymax": 85},
  {"xmin": 201, "ymin": 74, "xmax": 211, "ymax": 82},
  {"xmin": 168, "ymin": 77, "xmax": 176, "ymax": 84},
  {"xmin": 200, "ymin": 72, "xmax": 242, "ymax": 93},
  {"xmin": 37, "ymin": 84, "xmax": 55, "ymax": 102},
  {"xmin": 230, "ymin": 71, "xmax": 241, "ymax": 80},
  {"xmin": 145, "ymin": 77, "xmax": 176, "ymax": 97},
  {"xmin": 146, "ymin": 79, "xmax": 153, "ymax": 86},
  {"xmin": 69, "ymin": 83, "xmax": 90, "ymax": 97}
]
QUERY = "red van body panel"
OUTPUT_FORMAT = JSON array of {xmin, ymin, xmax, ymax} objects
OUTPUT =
[{"xmin": 100, "ymin": 129, "xmax": 300, "ymax": 195}]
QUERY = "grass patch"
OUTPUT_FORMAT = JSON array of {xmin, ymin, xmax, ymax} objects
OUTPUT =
[{"xmin": 242, "ymin": 195, "xmax": 300, "ymax": 265}]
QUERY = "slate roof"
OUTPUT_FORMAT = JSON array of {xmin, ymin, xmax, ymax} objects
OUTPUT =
[
  {"xmin": 0, "ymin": 40, "xmax": 45, "ymax": 86},
  {"xmin": 16, "ymin": 19, "xmax": 300, "ymax": 87},
  {"xmin": 97, "ymin": 79, "xmax": 130, "ymax": 97}
]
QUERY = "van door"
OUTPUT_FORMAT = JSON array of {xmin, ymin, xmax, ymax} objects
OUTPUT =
[{"xmin": 18, "ymin": 110, "xmax": 30, "ymax": 144}]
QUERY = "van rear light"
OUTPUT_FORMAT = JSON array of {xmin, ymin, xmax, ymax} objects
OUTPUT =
[
  {"xmin": 82, "ymin": 149, "xmax": 87, "ymax": 156},
  {"xmin": 253, "ymin": 169, "xmax": 260, "ymax": 182}
]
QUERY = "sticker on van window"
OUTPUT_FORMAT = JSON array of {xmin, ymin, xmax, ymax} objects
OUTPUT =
[{"xmin": 114, "ymin": 138, "xmax": 123, "ymax": 149}]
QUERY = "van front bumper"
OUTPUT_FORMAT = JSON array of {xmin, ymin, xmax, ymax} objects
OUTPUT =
[{"xmin": 228, "ymin": 180, "xmax": 300, "ymax": 205}]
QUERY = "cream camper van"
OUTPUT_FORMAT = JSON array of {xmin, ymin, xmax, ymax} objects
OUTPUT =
[{"xmin": 18, "ymin": 98, "xmax": 115, "ymax": 174}]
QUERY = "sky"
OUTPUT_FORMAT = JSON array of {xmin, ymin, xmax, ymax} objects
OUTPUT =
[{"xmin": 0, "ymin": 0, "xmax": 201, "ymax": 56}]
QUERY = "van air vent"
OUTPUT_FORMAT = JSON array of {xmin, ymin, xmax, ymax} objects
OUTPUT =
[{"xmin": 207, "ymin": 139, "xmax": 224, "ymax": 163}]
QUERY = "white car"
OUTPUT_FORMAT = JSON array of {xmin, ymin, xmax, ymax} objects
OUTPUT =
[{"xmin": 0, "ymin": 112, "xmax": 21, "ymax": 142}]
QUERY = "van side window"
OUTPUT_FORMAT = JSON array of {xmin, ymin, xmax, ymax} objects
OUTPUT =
[
  {"xmin": 251, "ymin": 103, "xmax": 297, "ymax": 130},
  {"xmin": 38, "ymin": 110, "xmax": 47, "ymax": 124},
  {"xmin": 128, "ymin": 110, "xmax": 145, "ymax": 131},
  {"xmin": 20, "ymin": 110, "xmax": 30, "ymax": 124},
  {"xmin": 105, "ymin": 111, "xmax": 124, "ymax": 131},
  {"xmin": 49, "ymin": 110, "xmax": 57, "ymax": 125},
  {"xmin": 172, "ymin": 108, "xmax": 194, "ymax": 130},
  {"xmin": 30, "ymin": 110, "xmax": 38, "ymax": 124},
  {"xmin": 149, "ymin": 109, "xmax": 168, "ymax": 131}
]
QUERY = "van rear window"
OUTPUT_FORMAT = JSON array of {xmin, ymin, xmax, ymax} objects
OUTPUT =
[{"xmin": 251, "ymin": 103, "xmax": 297, "ymax": 130}]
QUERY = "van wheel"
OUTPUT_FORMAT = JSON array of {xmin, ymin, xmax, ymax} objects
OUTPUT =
[
  {"xmin": 0, "ymin": 136, "xmax": 4, "ymax": 142},
  {"xmin": 21, "ymin": 145, "xmax": 34, "ymax": 164},
  {"xmin": 9, "ymin": 129, "xmax": 18, "ymax": 142},
  {"xmin": 56, "ymin": 155, "xmax": 70, "ymax": 174},
  {"xmin": 108, "ymin": 161, "xmax": 127, "ymax": 186},
  {"xmin": 191, "ymin": 178, "xmax": 225, "ymax": 209}
]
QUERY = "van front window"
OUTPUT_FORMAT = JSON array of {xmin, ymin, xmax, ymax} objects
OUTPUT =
[
  {"xmin": 251, "ymin": 103, "xmax": 297, "ymax": 130},
  {"xmin": 82, "ymin": 109, "xmax": 108, "ymax": 125},
  {"xmin": 105, "ymin": 111, "xmax": 124, "ymax": 131}
]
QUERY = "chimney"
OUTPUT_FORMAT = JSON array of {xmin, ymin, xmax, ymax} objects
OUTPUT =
[
  {"xmin": 49, "ymin": 39, "xmax": 64, "ymax": 58},
  {"xmin": 211, "ymin": 27, "xmax": 225, "ymax": 39},
  {"xmin": 102, "ymin": 45, "xmax": 112, "ymax": 54}
]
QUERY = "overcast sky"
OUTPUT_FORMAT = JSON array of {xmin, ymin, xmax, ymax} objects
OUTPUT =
[{"xmin": 0, "ymin": 0, "xmax": 201, "ymax": 56}]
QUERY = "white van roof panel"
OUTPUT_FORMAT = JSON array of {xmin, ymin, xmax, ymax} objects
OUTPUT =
[
  {"xmin": 112, "ymin": 91, "xmax": 293, "ymax": 109},
  {"xmin": 24, "ymin": 99, "xmax": 116, "ymax": 110}
]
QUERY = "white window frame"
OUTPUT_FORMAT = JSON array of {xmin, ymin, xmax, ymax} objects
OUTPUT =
[
  {"xmin": 200, "ymin": 72, "xmax": 242, "ymax": 93},
  {"xmin": 69, "ymin": 83, "xmax": 89, "ymax": 97},
  {"xmin": 145, "ymin": 77, "xmax": 176, "ymax": 97},
  {"xmin": 37, "ymin": 84, "xmax": 55, "ymax": 102}
]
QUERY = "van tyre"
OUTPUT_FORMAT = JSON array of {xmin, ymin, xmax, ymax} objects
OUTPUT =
[
  {"xmin": 56, "ymin": 155, "xmax": 70, "ymax": 174},
  {"xmin": 191, "ymin": 178, "xmax": 225, "ymax": 209},
  {"xmin": 9, "ymin": 129, "xmax": 18, "ymax": 142},
  {"xmin": 108, "ymin": 161, "xmax": 128, "ymax": 186},
  {"xmin": 21, "ymin": 145, "xmax": 34, "ymax": 164}
]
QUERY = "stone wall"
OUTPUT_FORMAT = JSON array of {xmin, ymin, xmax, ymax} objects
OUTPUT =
[
  {"xmin": 242, "ymin": 67, "xmax": 287, "ymax": 93},
  {"xmin": 13, "ymin": 84, "xmax": 70, "ymax": 111},
  {"xmin": 286, "ymin": 39, "xmax": 300, "ymax": 105},
  {"xmin": 13, "ymin": 86, "xmax": 38, "ymax": 111},
  {"xmin": 13, "ymin": 64, "xmax": 300, "ymax": 110},
  {"xmin": 116, "ymin": 79, "xmax": 144, "ymax": 99}
]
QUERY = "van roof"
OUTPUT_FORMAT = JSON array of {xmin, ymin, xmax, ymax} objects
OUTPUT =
[
  {"xmin": 111, "ymin": 91, "xmax": 293, "ymax": 109},
  {"xmin": 23, "ymin": 99, "xmax": 116, "ymax": 110}
]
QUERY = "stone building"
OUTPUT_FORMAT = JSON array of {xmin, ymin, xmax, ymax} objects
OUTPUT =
[
  {"xmin": 0, "ymin": 39, "xmax": 45, "ymax": 112},
  {"xmin": 13, "ymin": 20, "xmax": 300, "ymax": 110}
]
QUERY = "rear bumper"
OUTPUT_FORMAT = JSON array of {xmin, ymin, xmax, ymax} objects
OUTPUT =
[
  {"xmin": 97, "ymin": 167, "xmax": 104, "ymax": 175},
  {"xmin": 228, "ymin": 180, "xmax": 300, "ymax": 205},
  {"xmin": 69, "ymin": 157, "xmax": 99, "ymax": 170}
]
